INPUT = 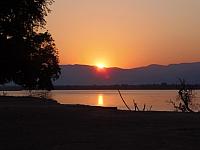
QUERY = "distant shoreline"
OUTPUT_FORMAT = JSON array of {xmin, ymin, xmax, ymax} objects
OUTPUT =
[
  {"xmin": 1, "ymin": 84, "xmax": 200, "ymax": 91},
  {"xmin": 54, "ymin": 85, "xmax": 200, "ymax": 90}
]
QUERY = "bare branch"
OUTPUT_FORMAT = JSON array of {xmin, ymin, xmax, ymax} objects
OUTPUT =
[{"xmin": 118, "ymin": 90, "xmax": 132, "ymax": 111}]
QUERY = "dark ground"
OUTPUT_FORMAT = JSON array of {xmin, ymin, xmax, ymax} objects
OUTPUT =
[{"xmin": 0, "ymin": 96, "xmax": 200, "ymax": 150}]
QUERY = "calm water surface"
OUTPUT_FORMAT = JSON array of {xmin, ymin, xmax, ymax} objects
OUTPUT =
[{"xmin": 5, "ymin": 90, "xmax": 200, "ymax": 111}]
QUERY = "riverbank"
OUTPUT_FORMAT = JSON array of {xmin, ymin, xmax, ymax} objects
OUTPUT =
[{"xmin": 0, "ymin": 96, "xmax": 200, "ymax": 150}]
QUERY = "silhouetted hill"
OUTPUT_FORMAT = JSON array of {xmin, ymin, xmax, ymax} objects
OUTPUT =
[{"xmin": 54, "ymin": 62, "xmax": 200, "ymax": 85}]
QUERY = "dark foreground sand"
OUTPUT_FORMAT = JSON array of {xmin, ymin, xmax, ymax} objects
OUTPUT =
[{"xmin": 0, "ymin": 96, "xmax": 200, "ymax": 150}]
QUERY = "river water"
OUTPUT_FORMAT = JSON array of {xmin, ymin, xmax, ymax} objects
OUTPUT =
[{"xmin": 4, "ymin": 90, "xmax": 200, "ymax": 111}]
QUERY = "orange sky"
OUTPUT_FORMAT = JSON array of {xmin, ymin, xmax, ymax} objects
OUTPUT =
[{"xmin": 46, "ymin": 0, "xmax": 200, "ymax": 68}]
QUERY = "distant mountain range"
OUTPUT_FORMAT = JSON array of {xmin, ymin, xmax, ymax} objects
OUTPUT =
[{"xmin": 54, "ymin": 62, "xmax": 200, "ymax": 85}]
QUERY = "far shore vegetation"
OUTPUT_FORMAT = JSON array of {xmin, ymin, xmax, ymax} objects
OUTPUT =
[{"xmin": 1, "ymin": 83, "xmax": 200, "ymax": 91}]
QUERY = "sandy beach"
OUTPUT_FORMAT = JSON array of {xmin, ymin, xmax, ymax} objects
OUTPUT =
[{"xmin": 0, "ymin": 96, "xmax": 200, "ymax": 150}]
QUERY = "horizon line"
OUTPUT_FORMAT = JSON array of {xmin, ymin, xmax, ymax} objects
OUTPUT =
[{"xmin": 59, "ymin": 61, "xmax": 200, "ymax": 70}]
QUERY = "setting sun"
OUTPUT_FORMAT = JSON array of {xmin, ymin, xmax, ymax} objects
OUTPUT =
[{"xmin": 97, "ymin": 64, "xmax": 105, "ymax": 69}]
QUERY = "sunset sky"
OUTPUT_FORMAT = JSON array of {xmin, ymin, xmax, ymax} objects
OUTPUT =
[{"xmin": 47, "ymin": 0, "xmax": 200, "ymax": 68}]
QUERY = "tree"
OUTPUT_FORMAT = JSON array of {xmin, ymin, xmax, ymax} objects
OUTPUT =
[
  {"xmin": 169, "ymin": 79, "xmax": 196, "ymax": 112},
  {"xmin": 0, "ymin": 0, "xmax": 60, "ymax": 90},
  {"xmin": 178, "ymin": 79, "xmax": 194, "ymax": 112},
  {"xmin": 13, "ymin": 32, "xmax": 60, "ymax": 90}
]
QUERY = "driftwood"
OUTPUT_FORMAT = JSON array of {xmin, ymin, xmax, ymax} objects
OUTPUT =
[
  {"xmin": 118, "ymin": 90, "xmax": 152, "ymax": 111},
  {"xmin": 118, "ymin": 90, "xmax": 131, "ymax": 111}
]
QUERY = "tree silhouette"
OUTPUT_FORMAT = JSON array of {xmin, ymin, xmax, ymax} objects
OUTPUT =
[
  {"xmin": 13, "ymin": 32, "xmax": 60, "ymax": 90},
  {"xmin": 0, "ymin": 0, "xmax": 60, "ymax": 90},
  {"xmin": 169, "ymin": 79, "xmax": 196, "ymax": 112},
  {"xmin": 177, "ymin": 79, "xmax": 194, "ymax": 112}
]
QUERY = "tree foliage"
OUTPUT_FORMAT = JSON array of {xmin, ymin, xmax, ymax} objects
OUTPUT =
[
  {"xmin": 0, "ymin": 0, "xmax": 60, "ymax": 90},
  {"xmin": 169, "ymin": 79, "xmax": 198, "ymax": 112}
]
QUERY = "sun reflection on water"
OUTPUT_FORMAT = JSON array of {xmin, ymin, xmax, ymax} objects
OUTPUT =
[{"xmin": 98, "ymin": 94, "xmax": 104, "ymax": 106}]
